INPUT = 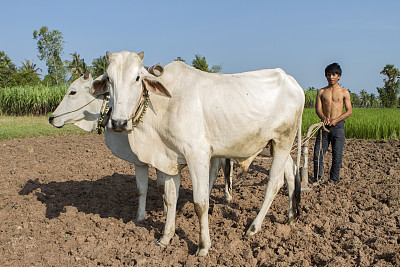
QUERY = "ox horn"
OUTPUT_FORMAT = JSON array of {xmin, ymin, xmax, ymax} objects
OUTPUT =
[
  {"xmin": 138, "ymin": 51, "xmax": 144, "ymax": 60},
  {"xmin": 106, "ymin": 51, "xmax": 111, "ymax": 59},
  {"xmin": 83, "ymin": 71, "xmax": 91, "ymax": 80},
  {"xmin": 145, "ymin": 63, "xmax": 164, "ymax": 77}
]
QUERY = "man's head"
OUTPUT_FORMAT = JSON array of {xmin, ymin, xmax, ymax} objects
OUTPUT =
[
  {"xmin": 325, "ymin": 63, "xmax": 342, "ymax": 86},
  {"xmin": 325, "ymin": 63, "xmax": 342, "ymax": 76}
]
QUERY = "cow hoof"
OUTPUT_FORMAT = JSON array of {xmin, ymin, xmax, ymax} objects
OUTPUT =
[
  {"xmin": 288, "ymin": 215, "xmax": 296, "ymax": 225},
  {"xmin": 156, "ymin": 236, "xmax": 171, "ymax": 247},
  {"xmin": 135, "ymin": 215, "xmax": 145, "ymax": 223},
  {"xmin": 224, "ymin": 195, "xmax": 233, "ymax": 203},
  {"xmin": 245, "ymin": 224, "xmax": 259, "ymax": 237},
  {"xmin": 156, "ymin": 240, "xmax": 167, "ymax": 247},
  {"xmin": 195, "ymin": 247, "xmax": 209, "ymax": 257}
]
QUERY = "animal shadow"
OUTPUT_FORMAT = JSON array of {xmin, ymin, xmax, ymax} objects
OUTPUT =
[{"xmin": 18, "ymin": 173, "xmax": 190, "ymax": 223}]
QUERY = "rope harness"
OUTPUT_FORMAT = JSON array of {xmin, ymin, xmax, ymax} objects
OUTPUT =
[
  {"xmin": 96, "ymin": 93, "xmax": 111, "ymax": 134},
  {"xmin": 96, "ymin": 88, "xmax": 150, "ymax": 134},
  {"xmin": 128, "ymin": 88, "xmax": 150, "ymax": 128}
]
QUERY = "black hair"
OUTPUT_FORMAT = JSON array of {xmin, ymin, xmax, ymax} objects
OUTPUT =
[{"xmin": 325, "ymin": 63, "xmax": 342, "ymax": 76}]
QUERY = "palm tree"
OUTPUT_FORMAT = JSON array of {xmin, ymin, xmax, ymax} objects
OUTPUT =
[
  {"xmin": 369, "ymin": 93, "xmax": 377, "ymax": 108},
  {"xmin": 20, "ymin": 59, "xmax": 42, "ymax": 75},
  {"xmin": 65, "ymin": 52, "xmax": 88, "ymax": 84},
  {"xmin": 91, "ymin": 55, "xmax": 108, "ymax": 78},
  {"xmin": 359, "ymin": 89, "xmax": 368, "ymax": 108}
]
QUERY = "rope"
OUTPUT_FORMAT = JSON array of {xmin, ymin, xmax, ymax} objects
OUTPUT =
[
  {"xmin": 128, "ymin": 88, "xmax": 150, "ymax": 128},
  {"xmin": 50, "ymin": 98, "xmax": 98, "ymax": 119},
  {"xmin": 290, "ymin": 122, "xmax": 328, "ymax": 153}
]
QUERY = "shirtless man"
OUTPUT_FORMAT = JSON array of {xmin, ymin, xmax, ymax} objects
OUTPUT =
[{"xmin": 313, "ymin": 63, "xmax": 352, "ymax": 184}]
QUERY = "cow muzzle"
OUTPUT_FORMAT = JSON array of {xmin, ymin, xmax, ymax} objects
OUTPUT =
[
  {"xmin": 48, "ymin": 115, "xmax": 63, "ymax": 128},
  {"xmin": 111, "ymin": 119, "xmax": 128, "ymax": 132}
]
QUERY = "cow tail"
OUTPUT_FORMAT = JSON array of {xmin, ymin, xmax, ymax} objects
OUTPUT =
[{"xmin": 294, "ymin": 116, "xmax": 302, "ymax": 218}]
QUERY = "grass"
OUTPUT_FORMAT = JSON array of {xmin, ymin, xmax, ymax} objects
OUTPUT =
[
  {"xmin": 0, "ymin": 115, "xmax": 91, "ymax": 141},
  {"xmin": 302, "ymin": 108, "xmax": 400, "ymax": 140}
]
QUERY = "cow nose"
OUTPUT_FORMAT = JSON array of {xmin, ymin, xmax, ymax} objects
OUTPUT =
[
  {"xmin": 111, "ymin": 119, "xmax": 128, "ymax": 132},
  {"xmin": 49, "ymin": 115, "xmax": 54, "ymax": 124}
]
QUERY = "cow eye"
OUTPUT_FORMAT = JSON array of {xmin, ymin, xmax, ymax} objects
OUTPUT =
[
  {"xmin": 136, "ymin": 76, "xmax": 140, "ymax": 82},
  {"xmin": 69, "ymin": 91, "xmax": 76, "ymax": 96}
]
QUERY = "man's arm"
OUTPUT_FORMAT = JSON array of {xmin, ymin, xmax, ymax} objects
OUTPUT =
[
  {"xmin": 315, "ymin": 89, "xmax": 330, "ymax": 125},
  {"xmin": 330, "ymin": 89, "xmax": 352, "ymax": 126}
]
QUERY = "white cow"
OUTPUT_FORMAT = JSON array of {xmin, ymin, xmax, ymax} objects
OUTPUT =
[
  {"xmin": 91, "ymin": 51, "xmax": 304, "ymax": 256},
  {"xmin": 49, "ymin": 73, "xmax": 233, "ymax": 222}
]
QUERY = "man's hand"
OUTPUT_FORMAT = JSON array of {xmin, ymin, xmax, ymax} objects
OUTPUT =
[
  {"xmin": 329, "ymin": 118, "xmax": 338, "ymax": 126},
  {"xmin": 322, "ymin": 117, "xmax": 330, "ymax": 125}
]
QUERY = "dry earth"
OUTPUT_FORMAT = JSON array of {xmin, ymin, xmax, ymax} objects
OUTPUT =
[{"xmin": 0, "ymin": 134, "xmax": 399, "ymax": 266}]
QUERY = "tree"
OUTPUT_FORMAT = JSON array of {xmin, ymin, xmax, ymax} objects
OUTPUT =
[
  {"xmin": 192, "ymin": 54, "xmax": 222, "ymax": 73},
  {"xmin": 192, "ymin": 54, "xmax": 209, "ymax": 72},
  {"xmin": 91, "ymin": 55, "xmax": 108, "ymax": 78},
  {"xmin": 0, "ymin": 51, "xmax": 17, "ymax": 87},
  {"xmin": 369, "ymin": 93, "xmax": 378, "ymax": 108},
  {"xmin": 8, "ymin": 71, "xmax": 41, "ymax": 87},
  {"xmin": 33, "ymin": 26, "xmax": 66, "ymax": 86},
  {"xmin": 376, "ymin": 64, "xmax": 400, "ymax": 108},
  {"xmin": 20, "ymin": 59, "xmax": 42, "ymax": 75},
  {"xmin": 174, "ymin": 57, "xmax": 186, "ymax": 63},
  {"xmin": 350, "ymin": 92, "xmax": 361, "ymax": 107},
  {"xmin": 65, "ymin": 52, "xmax": 88, "ymax": 84},
  {"xmin": 359, "ymin": 89, "xmax": 368, "ymax": 107}
]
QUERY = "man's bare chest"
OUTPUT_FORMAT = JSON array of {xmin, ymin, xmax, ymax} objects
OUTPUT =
[{"xmin": 322, "ymin": 91, "xmax": 343, "ymax": 103}]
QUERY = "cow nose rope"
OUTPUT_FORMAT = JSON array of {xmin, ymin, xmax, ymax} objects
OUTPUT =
[{"xmin": 50, "ymin": 98, "xmax": 98, "ymax": 119}]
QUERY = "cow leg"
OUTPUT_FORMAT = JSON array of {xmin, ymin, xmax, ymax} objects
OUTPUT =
[
  {"xmin": 134, "ymin": 164, "xmax": 149, "ymax": 222},
  {"xmin": 223, "ymin": 159, "xmax": 233, "ymax": 202},
  {"xmin": 245, "ymin": 143, "xmax": 289, "ymax": 236},
  {"xmin": 209, "ymin": 158, "xmax": 233, "ymax": 202},
  {"xmin": 156, "ymin": 171, "xmax": 167, "ymax": 216},
  {"xmin": 283, "ymin": 156, "xmax": 297, "ymax": 223},
  {"xmin": 156, "ymin": 171, "xmax": 181, "ymax": 246},
  {"xmin": 186, "ymin": 154, "xmax": 211, "ymax": 256},
  {"xmin": 208, "ymin": 158, "xmax": 220, "ymax": 196}
]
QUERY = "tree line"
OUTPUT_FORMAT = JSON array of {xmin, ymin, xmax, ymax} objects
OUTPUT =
[
  {"xmin": 0, "ymin": 26, "xmax": 222, "ymax": 89},
  {"xmin": 304, "ymin": 64, "xmax": 400, "ymax": 108},
  {"xmin": 305, "ymin": 64, "xmax": 400, "ymax": 108},
  {"xmin": 1, "ymin": 26, "xmax": 399, "ymax": 108}
]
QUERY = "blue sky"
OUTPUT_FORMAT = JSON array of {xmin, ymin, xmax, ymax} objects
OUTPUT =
[{"xmin": 2, "ymin": 0, "xmax": 399, "ymax": 94}]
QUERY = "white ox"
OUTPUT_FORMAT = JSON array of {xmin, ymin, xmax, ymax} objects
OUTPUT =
[
  {"xmin": 92, "ymin": 51, "xmax": 304, "ymax": 256},
  {"xmin": 49, "ymin": 73, "xmax": 232, "ymax": 222}
]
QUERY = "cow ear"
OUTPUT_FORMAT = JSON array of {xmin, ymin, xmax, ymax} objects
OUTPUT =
[
  {"xmin": 142, "ymin": 76, "xmax": 171, "ymax": 98},
  {"xmin": 91, "ymin": 74, "xmax": 109, "ymax": 96},
  {"xmin": 138, "ymin": 51, "xmax": 144, "ymax": 60}
]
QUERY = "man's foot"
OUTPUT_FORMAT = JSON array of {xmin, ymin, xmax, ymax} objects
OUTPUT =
[
  {"xmin": 312, "ymin": 179, "xmax": 324, "ymax": 186},
  {"xmin": 327, "ymin": 179, "xmax": 338, "ymax": 185}
]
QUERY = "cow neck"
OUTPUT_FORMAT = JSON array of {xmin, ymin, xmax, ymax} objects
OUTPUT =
[{"xmin": 128, "ymin": 87, "xmax": 150, "ymax": 129}]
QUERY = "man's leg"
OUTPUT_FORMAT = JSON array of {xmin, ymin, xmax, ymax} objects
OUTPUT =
[
  {"xmin": 313, "ymin": 129, "xmax": 329, "ymax": 182},
  {"xmin": 329, "ymin": 121, "xmax": 345, "ymax": 182}
]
